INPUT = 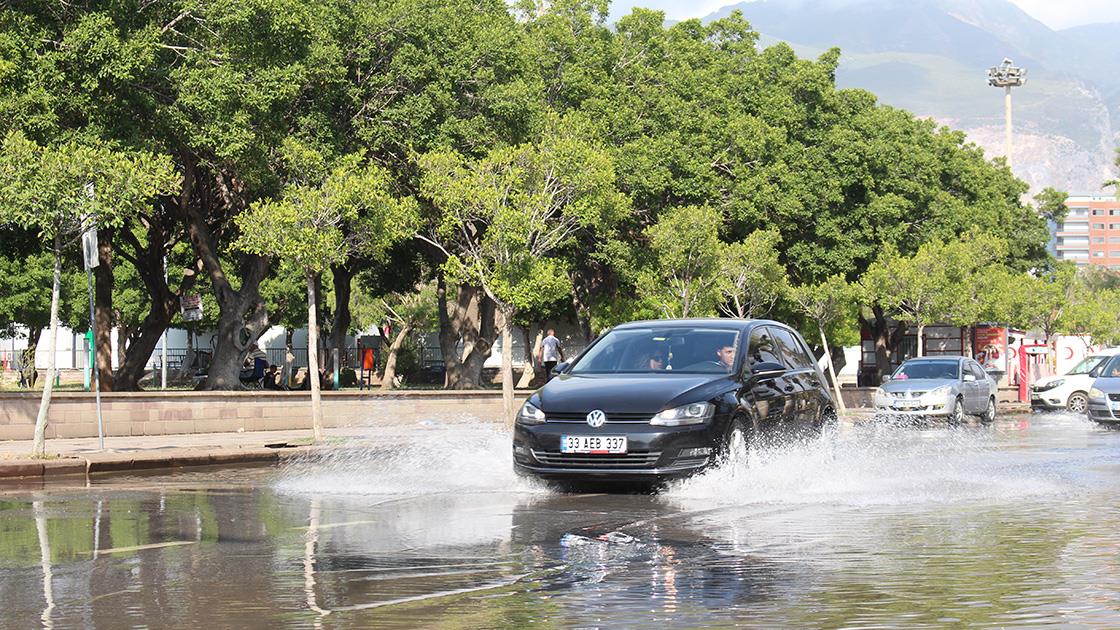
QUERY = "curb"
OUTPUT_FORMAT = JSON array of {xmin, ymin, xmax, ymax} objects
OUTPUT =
[{"xmin": 0, "ymin": 446, "xmax": 318, "ymax": 480}]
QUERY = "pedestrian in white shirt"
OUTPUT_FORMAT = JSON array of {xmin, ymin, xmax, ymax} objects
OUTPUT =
[{"xmin": 538, "ymin": 329, "xmax": 564, "ymax": 381}]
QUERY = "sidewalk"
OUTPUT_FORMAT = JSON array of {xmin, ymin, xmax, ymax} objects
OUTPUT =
[{"xmin": 0, "ymin": 427, "xmax": 377, "ymax": 480}]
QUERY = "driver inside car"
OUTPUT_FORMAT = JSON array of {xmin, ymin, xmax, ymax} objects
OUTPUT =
[{"xmin": 715, "ymin": 344, "xmax": 736, "ymax": 372}]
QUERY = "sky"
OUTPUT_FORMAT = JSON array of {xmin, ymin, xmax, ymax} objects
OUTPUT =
[{"xmin": 606, "ymin": 0, "xmax": 1120, "ymax": 30}]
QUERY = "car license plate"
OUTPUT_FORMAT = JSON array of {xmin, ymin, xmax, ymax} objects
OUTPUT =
[
  {"xmin": 560, "ymin": 435, "xmax": 627, "ymax": 454},
  {"xmin": 1110, "ymin": 401, "xmax": 1120, "ymax": 411},
  {"xmin": 893, "ymin": 400, "xmax": 919, "ymax": 409}
]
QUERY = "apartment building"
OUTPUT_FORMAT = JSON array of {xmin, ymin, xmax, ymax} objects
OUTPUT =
[{"xmin": 1054, "ymin": 195, "xmax": 1120, "ymax": 269}]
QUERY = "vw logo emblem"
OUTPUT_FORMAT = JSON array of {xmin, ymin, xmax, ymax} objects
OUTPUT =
[{"xmin": 586, "ymin": 410, "xmax": 606, "ymax": 428}]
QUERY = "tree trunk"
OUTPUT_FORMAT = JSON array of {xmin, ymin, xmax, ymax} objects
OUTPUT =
[
  {"xmin": 516, "ymin": 325, "xmax": 541, "ymax": 388},
  {"xmin": 32, "ymin": 237, "xmax": 62, "ymax": 457},
  {"xmin": 115, "ymin": 308, "xmax": 174, "ymax": 391},
  {"xmin": 114, "ymin": 222, "xmax": 199, "ymax": 391},
  {"xmin": 381, "ymin": 324, "xmax": 413, "ymax": 391},
  {"xmin": 307, "ymin": 272, "xmax": 324, "ymax": 442},
  {"xmin": 571, "ymin": 283, "xmax": 593, "ymax": 344},
  {"xmin": 93, "ymin": 228, "xmax": 114, "ymax": 391},
  {"xmin": 863, "ymin": 306, "xmax": 907, "ymax": 384},
  {"xmin": 329, "ymin": 265, "xmax": 353, "ymax": 380},
  {"xmin": 917, "ymin": 323, "xmax": 925, "ymax": 357},
  {"xmin": 312, "ymin": 274, "xmax": 324, "ymax": 370},
  {"xmin": 437, "ymin": 274, "xmax": 495, "ymax": 389},
  {"xmin": 499, "ymin": 308, "xmax": 516, "ymax": 423},
  {"xmin": 179, "ymin": 159, "xmax": 270, "ymax": 390},
  {"xmin": 819, "ymin": 323, "xmax": 846, "ymax": 413}
]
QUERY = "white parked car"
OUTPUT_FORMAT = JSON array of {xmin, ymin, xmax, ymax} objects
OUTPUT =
[{"xmin": 1031, "ymin": 349, "xmax": 1120, "ymax": 414}]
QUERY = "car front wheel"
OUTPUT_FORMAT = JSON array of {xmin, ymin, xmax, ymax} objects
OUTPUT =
[
  {"xmin": 723, "ymin": 418, "xmax": 750, "ymax": 465},
  {"xmin": 1066, "ymin": 392, "xmax": 1089, "ymax": 414},
  {"xmin": 948, "ymin": 396, "xmax": 965, "ymax": 424}
]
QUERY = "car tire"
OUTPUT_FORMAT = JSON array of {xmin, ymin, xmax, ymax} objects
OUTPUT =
[
  {"xmin": 981, "ymin": 397, "xmax": 996, "ymax": 423},
  {"xmin": 723, "ymin": 417, "xmax": 751, "ymax": 464},
  {"xmin": 1066, "ymin": 392, "xmax": 1089, "ymax": 414},
  {"xmin": 948, "ymin": 396, "xmax": 965, "ymax": 425}
]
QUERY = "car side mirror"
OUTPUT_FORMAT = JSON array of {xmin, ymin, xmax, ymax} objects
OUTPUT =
[
  {"xmin": 881, "ymin": 374, "xmax": 892, "ymax": 384},
  {"xmin": 963, "ymin": 374, "xmax": 977, "ymax": 382},
  {"xmin": 750, "ymin": 361, "xmax": 786, "ymax": 380},
  {"xmin": 552, "ymin": 361, "xmax": 569, "ymax": 375}
]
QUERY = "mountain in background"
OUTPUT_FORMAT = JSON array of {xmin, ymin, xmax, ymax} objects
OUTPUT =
[{"xmin": 699, "ymin": 0, "xmax": 1120, "ymax": 194}]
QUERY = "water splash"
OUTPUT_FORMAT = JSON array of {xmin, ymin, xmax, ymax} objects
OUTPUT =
[
  {"xmin": 665, "ymin": 419, "xmax": 1072, "ymax": 507},
  {"xmin": 274, "ymin": 419, "xmax": 548, "ymax": 497}
]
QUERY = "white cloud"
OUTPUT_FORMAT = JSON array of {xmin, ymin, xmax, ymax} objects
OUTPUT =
[{"xmin": 1008, "ymin": 0, "xmax": 1120, "ymax": 30}]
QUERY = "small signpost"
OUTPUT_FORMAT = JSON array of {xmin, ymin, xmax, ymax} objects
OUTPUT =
[
  {"xmin": 180, "ymin": 293, "xmax": 203, "ymax": 322},
  {"xmin": 81, "ymin": 208, "xmax": 105, "ymax": 450}
]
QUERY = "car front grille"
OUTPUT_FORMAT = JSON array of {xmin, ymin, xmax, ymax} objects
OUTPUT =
[
  {"xmin": 891, "ymin": 391, "xmax": 927, "ymax": 399},
  {"xmin": 531, "ymin": 450, "xmax": 661, "ymax": 468},
  {"xmin": 545, "ymin": 411, "xmax": 655, "ymax": 424},
  {"xmin": 1108, "ymin": 394, "xmax": 1120, "ymax": 402}
]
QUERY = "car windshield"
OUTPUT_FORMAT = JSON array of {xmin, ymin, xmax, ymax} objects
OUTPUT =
[
  {"xmin": 569, "ymin": 327, "xmax": 741, "ymax": 374},
  {"xmin": 1067, "ymin": 355, "xmax": 1107, "ymax": 375},
  {"xmin": 1101, "ymin": 355, "xmax": 1120, "ymax": 378},
  {"xmin": 893, "ymin": 360, "xmax": 959, "ymax": 381}
]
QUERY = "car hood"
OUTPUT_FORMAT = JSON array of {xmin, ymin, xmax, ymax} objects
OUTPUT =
[
  {"xmin": 881, "ymin": 378, "xmax": 956, "ymax": 393},
  {"xmin": 1034, "ymin": 374, "xmax": 1080, "ymax": 388},
  {"xmin": 536, "ymin": 373, "xmax": 734, "ymax": 413},
  {"xmin": 1092, "ymin": 376, "xmax": 1120, "ymax": 393}
]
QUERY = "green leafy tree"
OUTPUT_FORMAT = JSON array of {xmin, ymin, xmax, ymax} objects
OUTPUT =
[
  {"xmin": 235, "ymin": 155, "xmax": 418, "ymax": 440},
  {"xmin": 0, "ymin": 131, "xmax": 177, "ymax": 456},
  {"xmin": 638, "ymin": 205, "xmax": 725, "ymax": 319},
  {"xmin": 718, "ymin": 229, "xmax": 787, "ymax": 319},
  {"xmin": 789, "ymin": 274, "xmax": 857, "ymax": 412},
  {"xmin": 420, "ymin": 120, "xmax": 626, "ymax": 418}
]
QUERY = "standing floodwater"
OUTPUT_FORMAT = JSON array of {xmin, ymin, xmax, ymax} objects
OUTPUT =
[{"xmin": 2, "ymin": 413, "xmax": 1119, "ymax": 628}]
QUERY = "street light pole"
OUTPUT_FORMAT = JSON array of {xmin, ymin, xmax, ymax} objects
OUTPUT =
[
  {"xmin": 80, "ymin": 202, "xmax": 105, "ymax": 451},
  {"xmin": 987, "ymin": 58, "xmax": 1025, "ymax": 170}
]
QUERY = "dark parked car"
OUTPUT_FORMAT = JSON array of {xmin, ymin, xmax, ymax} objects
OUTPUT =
[{"xmin": 512, "ymin": 319, "xmax": 836, "ymax": 483}]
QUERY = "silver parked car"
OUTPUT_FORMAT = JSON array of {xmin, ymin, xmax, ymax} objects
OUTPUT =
[
  {"xmin": 874, "ymin": 356, "xmax": 998, "ymax": 423},
  {"xmin": 1087, "ymin": 355, "xmax": 1120, "ymax": 425}
]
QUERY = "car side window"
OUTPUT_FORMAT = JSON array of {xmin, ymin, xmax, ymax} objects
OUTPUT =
[
  {"xmin": 748, "ymin": 327, "xmax": 783, "ymax": 368},
  {"xmin": 969, "ymin": 362, "xmax": 986, "ymax": 379},
  {"xmin": 772, "ymin": 327, "xmax": 813, "ymax": 370}
]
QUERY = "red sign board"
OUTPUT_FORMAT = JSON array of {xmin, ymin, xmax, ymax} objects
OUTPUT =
[{"xmin": 974, "ymin": 326, "xmax": 1006, "ymax": 374}]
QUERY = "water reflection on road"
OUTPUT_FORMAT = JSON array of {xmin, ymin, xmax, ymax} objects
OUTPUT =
[{"xmin": 2, "ymin": 413, "xmax": 1120, "ymax": 628}]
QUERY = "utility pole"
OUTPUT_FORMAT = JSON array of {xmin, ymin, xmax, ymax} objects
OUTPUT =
[
  {"xmin": 80, "ymin": 189, "xmax": 105, "ymax": 450},
  {"xmin": 987, "ymin": 58, "xmax": 1026, "ymax": 170}
]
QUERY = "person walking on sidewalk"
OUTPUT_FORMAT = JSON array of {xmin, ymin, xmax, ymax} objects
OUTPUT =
[{"xmin": 538, "ymin": 329, "xmax": 564, "ymax": 381}]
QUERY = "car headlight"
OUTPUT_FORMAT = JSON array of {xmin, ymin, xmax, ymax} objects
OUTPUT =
[
  {"xmin": 650, "ymin": 402, "xmax": 714, "ymax": 426},
  {"xmin": 874, "ymin": 387, "xmax": 890, "ymax": 405},
  {"xmin": 1035, "ymin": 379, "xmax": 1063, "ymax": 391},
  {"xmin": 926, "ymin": 385, "xmax": 952, "ymax": 398},
  {"xmin": 516, "ymin": 401, "xmax": 546, "ymax": 425},
  {"xmin": 1089, "ymin": 387, "xmax": 1105, "ymax": 400}
]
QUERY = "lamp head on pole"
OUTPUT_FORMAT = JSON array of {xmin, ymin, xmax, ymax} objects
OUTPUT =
[{"xmin": 987, "ymin": 58, "xmax": 1025, "ymax": 88}]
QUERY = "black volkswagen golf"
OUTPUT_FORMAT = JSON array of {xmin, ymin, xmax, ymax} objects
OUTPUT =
[{"xmin": 512, "ymin": 319, "xmax": 836, "ymax": 482}]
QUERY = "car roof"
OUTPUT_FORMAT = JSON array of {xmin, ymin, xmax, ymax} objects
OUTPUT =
[
  {"xmin": 612, "ymin": 318, "xmax": 780, "ymax": 332},
  {"xmin": 902, "ymin": 356, "xmax": 964, "ymax": 363},
  {"xmin": 1089, "ymin": 347, "xmax": 1120, "ymax": 356}
]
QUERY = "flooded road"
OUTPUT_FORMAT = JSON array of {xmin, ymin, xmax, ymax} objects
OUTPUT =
[{"xmin": 2, "ymin": 412, "xmax": 1119, "ymax": 628}]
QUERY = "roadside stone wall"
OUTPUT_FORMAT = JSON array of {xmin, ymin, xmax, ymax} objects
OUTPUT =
[
  {"xmin": 0, "ymin": 391, "xmax": 513, "ymax": 441},
  {"xmin": 0, "ymin": 386, "xmax": 1023, "ymax": 441}
]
